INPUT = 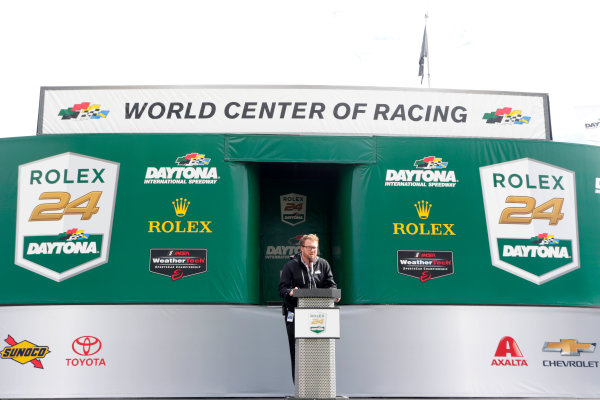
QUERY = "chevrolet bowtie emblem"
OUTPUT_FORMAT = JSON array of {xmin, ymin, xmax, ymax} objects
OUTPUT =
[{"xmin": 543, "ymin": 339, "xmax": 596, "ymax": 356}]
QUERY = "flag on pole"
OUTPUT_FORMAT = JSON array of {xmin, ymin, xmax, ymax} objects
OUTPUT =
[{"xmin": 418, "ymin": 26, "xmax": 428, "ymax": 84}]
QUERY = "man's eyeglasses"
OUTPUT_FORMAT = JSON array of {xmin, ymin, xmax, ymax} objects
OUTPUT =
[{"xmin": 302, "ymin": 245, "xmax": 318, "ymax": 250}]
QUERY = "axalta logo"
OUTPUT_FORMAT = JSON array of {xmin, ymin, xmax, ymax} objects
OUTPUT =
[
  {"xmin": 58, "ymin": 102, "xmax": 109, "ymax": 120},
  {"xmin": 148, "ymin": 198, "xmax": 212, "ymax": 233},
  {"xmin": 480, "ymin": 158, "xmax": 579, "ymax": 285},
  {"xmin": 482, "ymin": 107, "xmax": 531, "ymax": 125},
  {"xmin": 392, "ymin": 201, "xmax": 456, "ymax": 236},
  {"xmin": 385, "ymin": 156, "xmax": 457, "ymax": 188},
  {"xmin": 67, "ymin": 336, "xmax": 106, "ymax": 367},
  {"xmin": 491, "ymin": 336, "xmax": 528, "ymax": 367},
  {"xmin": 542, "ymin": 339, "xmax": 599, "ymax": 368},
  {"xmin": 16, "ymin": 153, "xmax": 119, "ymax": 282},
  {"xmin": 144, "ymin": 152, "xmax": 219, "ymax": 185},
  {"xmin": 1, "ymin": 335, "xmax": 50, "ymax": 369}
]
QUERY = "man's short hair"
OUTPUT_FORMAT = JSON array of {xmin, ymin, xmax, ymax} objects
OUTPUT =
[{"xmin": 300, "ymin": 234, "xmax": 319, "ymax": 246}]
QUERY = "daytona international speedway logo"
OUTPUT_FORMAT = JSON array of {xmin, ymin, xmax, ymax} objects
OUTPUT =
[
  {"xmin": 385, "ymin": 155, "xmax": 457, "ymax": 188},
  {"xmin": 480, "ymin": 158, "xmax": 579, "ymax": 284},
  {"xmin": 144, "ymin": 152, "xmax": 218, "ymax": 184},
  {"xmin": 15, "ymin": 153, "xmax": 119, "ymax": 282},
  {"xmin": 58, "ymin": 102, "xmax": 109, "ymax": 120}
]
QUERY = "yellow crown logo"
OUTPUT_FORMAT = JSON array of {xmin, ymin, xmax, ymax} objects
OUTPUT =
[
  {"xmin": 414, "ymin": 200, "xmax": 432, "ymax": 219},
  {"xmin": 172, "ymin": 198, "xmax": 190, "ymax": 217}
]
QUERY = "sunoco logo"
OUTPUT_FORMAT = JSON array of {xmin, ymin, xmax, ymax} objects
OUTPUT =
[
  {"xmin": 385, "ymin": 156, "xmax": 457, "ymax": 188},
  {"xmin": 15, "ymin": 153, "xmax": 119, "ymax": 282},
  {"xmin": 144, "ymin": 152, "xmax": 219, "ymax": 184},
  {"xmin": 480, "ymin": 158, "xmax": 579, "ymax": 285},
  {"xmin": 1, "ymin": 335, "xmax": 50, "ymax": 369}
]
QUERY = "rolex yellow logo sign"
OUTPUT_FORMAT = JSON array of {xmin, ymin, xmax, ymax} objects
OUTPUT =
[
  {"xmin": 148, "ymin": 198, "xmax": 212, "ymax": 233},
  {"xmin": 393, "ymin": 200, "xmax": 455, "ymax": 236},
  {"xmin": 172, "ymin": 198, "xmax": 190, "ymax": 217},
  {"xmin": 414, "ymin": 200, "xmax": 431, "ymax": 219}
]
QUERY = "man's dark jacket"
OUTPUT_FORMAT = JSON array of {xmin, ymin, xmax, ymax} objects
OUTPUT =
[{"xmin": 278, "ymin": 253, "xmax": 337, "ymax": 311}]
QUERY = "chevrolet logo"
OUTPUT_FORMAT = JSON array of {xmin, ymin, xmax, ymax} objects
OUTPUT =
[{"xmin": 542, "ymin": 339, "xmax": 596, "ymax": 356}]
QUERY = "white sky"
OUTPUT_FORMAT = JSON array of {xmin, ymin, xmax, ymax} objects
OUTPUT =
[{"xmin": 2, "ymin": 0, "xmax": 600, "ymax": 144}]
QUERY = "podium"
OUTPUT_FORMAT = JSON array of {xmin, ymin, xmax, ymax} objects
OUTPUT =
[{"xmin": 290, "ymin": 288, "xmax": 344, "ymax": 400}]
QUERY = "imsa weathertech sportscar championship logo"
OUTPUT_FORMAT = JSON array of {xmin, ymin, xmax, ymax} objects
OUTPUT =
[
  {"xmin": 480, "ymin": 158, "xmax": 579, "ymax": 285},
  {"xmin": 397, "ymin": 250, "xmax": 454, "ymax": 282},
  {"xmin": 15, "ymin": 153, "xmax": 119, "ymax": 282}
]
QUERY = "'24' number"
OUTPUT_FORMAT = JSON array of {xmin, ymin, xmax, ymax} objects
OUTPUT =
[
  {"xmin": 499, "ymin": 196, "xmax": 564, "ymax": 225},
  {"xmin": 29, "ymin": 192, "xmax": 102, "ymax": 221}
]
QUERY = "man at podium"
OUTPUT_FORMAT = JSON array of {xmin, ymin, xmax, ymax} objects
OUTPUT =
[{"xmin": 278, "ymin": 234, "xmax": 338, "ymax": 379}]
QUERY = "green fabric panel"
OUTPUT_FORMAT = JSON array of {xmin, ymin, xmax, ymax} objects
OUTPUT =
[
  {"xmin": 0, "ymin": 134, "xmax": 259, "ymax": 304},
  {"xmin": 224, "ymin": 134, "xmax": 376, "ymax": 163},
  {"xmin": 344, "ymin": 137, "xmax": 600, "ymax": 306}
]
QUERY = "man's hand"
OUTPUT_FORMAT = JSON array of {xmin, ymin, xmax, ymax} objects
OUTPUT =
[
  {"xmin": 335, "ymin": 297, "xmax": 341, "ymax": 303},
  {"xmin": 289, "ymin": 287, "xmax": 299, "ymax": 296}
]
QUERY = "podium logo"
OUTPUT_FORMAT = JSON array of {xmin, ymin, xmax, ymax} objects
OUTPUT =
[
  {"xmin": 148, "ymin": 199, "xmax": 212, "ymax": 233},
  {"xmin": 491, "ymin": 336, "xmax": 528, "ymax": 367},
  {"xmin": 280, "ymin": 193, "xmax": 306, "ymax": 226},
  {"xmin": 309, "ymin": 312, "xmax": 326, "ymax": 334},
  {"xmin": 385, "ymin": 155, "xmax": 458, "ymax": 188},
  {"xmin": 144, "ymin": 152, "xmax": 219, "ymax": 185},
  {"xmin": 480, "ymin": 158, "xmax": 579, "ymax": 284},
  {"xmin": 1, "ymin": 335, "xmax": 50, "ymax": 369},
  {"xmin": 16, "ymin": 153, "xmax": 119, "ymax": 282}
]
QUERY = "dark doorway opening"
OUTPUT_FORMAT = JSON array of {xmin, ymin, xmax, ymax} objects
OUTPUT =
[{"xmin": 258, "ymin": 163, "xmax": 342, "ymax": 305}]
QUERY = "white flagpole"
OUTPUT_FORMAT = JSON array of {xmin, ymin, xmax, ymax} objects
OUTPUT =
[{"xmin": 425, "ymin": 13, "xmax": 431, "ymax": 88}]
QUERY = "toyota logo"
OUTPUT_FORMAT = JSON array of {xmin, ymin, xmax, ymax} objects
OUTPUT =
[{"xmin": 72, "ymin": 336, "xmax": 102, "ymax": 356}]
